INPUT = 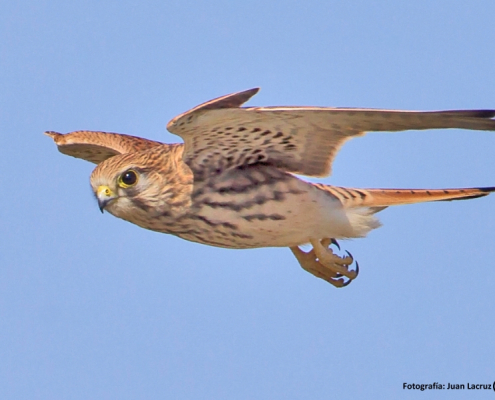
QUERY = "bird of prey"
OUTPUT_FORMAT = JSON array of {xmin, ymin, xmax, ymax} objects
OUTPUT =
[{"xmin": 46, "ymin": 88, "xmax": 495, "ymax": 287}]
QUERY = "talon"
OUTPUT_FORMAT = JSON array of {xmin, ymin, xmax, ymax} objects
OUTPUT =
[
  {"xmin": 332, "ymin": 278, "xmax": 346, "ymax": 288},
  {"xmin": 344, "ymin": 250, "xmax": 354, "ymax": 265},
  {"xmin": 343, "ymin": 250, "xmax": 359, "ymax": 280},
  {"xmin": 292, "ymin": 239, "xmax": 361, "ymax": 288},
  {"xmin": 344, "ymin": 250, "xmax": 358, "ymax": 277},
  {"xmin": 337, "ymin": 260, "xmax": 359, "ymax": 283},
  {"xmin": 341, "ymin": 277, "xmax": 354, "ymax": 287}
]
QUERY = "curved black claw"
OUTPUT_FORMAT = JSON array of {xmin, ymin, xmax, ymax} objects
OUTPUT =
[
  {"xmin": 337, "ymin": 252, "xmax": 359, "ymax": 287},
  {"xmin": 345, "ymin": 250, "xmax": 359, "ymax": 277},
  {"xmin": 353, "ymin": 260, "xmax": 359, "ymax": 278},
  {"xmin": 344, "ymin": 250, "xmax": 354, "ymax": 264},
  {"xmin": 340, "ymin": 263, "xmax": 359, "ymax": 287},
  {"xmin": 330, "ymin": 238, "xmax": 341, "ymax": 250},
  {"xmin": 341, "ymin": 277, "xmax": 353, "ymax": 287},
  {"xmin": 333, "ymin": 249, "xmax": 358, "ymax": 279}
]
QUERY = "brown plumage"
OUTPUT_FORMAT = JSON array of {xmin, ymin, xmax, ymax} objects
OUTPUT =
[
  {"xmin": 46, "ymin": 88, "xmax": 495, "ymax": 287},
  {"xmin": 314, "ymin": 185, "xmax": 494, "ymax": 207}
]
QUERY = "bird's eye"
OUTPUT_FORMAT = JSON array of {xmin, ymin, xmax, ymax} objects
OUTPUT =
[{"xmin": 118, "ymin": 170, "xmax": 138, "ymax": 188}]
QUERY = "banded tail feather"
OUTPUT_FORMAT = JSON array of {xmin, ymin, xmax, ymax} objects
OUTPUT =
[{"xmin": 318, "ymin": 185, "xmax": 495, "ymax": 208}]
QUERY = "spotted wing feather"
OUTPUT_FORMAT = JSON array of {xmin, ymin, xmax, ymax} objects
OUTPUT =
[
  {"xmin": 167, "ymin": 89, "xmax": 495, "ymax": 178},
  {"xmin": 45, "ymin": 131, "xmax": 163, "ymax": 164}
]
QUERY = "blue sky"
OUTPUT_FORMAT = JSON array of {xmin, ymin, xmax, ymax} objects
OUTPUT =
[{"xmin": 1, "ymin": 1, "xmax": 494, "ymax": 399}]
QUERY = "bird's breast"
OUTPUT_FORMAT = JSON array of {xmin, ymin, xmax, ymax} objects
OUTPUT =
[{"xmin": 170, "ymin": 166, "xmax": 335, "ymax": 248}]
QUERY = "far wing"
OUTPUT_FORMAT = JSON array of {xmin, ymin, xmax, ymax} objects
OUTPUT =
[
  {"xmin": 167, "ymin": 89, "xmax": 495, "ymax": 178},
  {"xmin": 45, "ymin": 131, "xmax": 163, "ymax": 164}
]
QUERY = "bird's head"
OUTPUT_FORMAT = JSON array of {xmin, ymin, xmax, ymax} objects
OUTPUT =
[
  {"xmin": 89, "ymin": 146, "xmax": 192, "ymax": 226},
  {"xmin": 90, "ymin": 152, "xmax": 157, "ymax": 219}
]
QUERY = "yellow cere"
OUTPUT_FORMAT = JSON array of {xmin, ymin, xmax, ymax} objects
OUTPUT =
[{"xmin": 97, "ymin": 185, "xmax": 113, "ymax": 197}]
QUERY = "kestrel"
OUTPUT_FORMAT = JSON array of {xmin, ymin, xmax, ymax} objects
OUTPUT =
[{"xmin": 46, "ymin": 88, "xmax": 495, "ymax": 287}]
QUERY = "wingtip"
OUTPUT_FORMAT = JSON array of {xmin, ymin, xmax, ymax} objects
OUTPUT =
[
  {"xmin": 44, "ymin": 131, "xmax": 65, "ymax": 145},
  {"xmin": 167, "ymin": 87, "xmax": 262, "ymax": 132},
  {"xmin": 44, "ymin": 130, "xmax": 60, "ymax": 138},
  {"xmin": 246, "ymin": 87, "xmax": 260, "ymax": 95},
  {"xmin": 233, "ymin": 87, "xmax": 260, "ymax": 105},
  {"xmin": 478, "ymin": 186, "xmax": 495, "ymax": 193}
]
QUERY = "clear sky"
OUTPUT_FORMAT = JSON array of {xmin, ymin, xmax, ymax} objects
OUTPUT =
[{"xmin": 1, "ymin": 1, "xmax": 494, "ymax": 399}]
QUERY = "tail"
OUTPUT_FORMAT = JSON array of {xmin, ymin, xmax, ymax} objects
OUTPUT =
[
  {"xmin": 318, "ymin": 185, "xmax": 495, "ymax": 208},
  {"xmin": 315, "ymin": 184, "xmax": 494, "ymax": 239}
]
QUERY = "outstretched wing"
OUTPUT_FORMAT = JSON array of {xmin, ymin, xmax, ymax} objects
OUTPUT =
[
  {"xmin": 45, "ymin": 131, "xmax": 163, "ymax": 164},
  {"xmin": 167, "ymin": 88, "xmax": 495, "ymax": 178}
]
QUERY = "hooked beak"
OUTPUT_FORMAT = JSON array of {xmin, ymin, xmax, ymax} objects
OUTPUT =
[{"xmin": 96, "ymin": 185, "xmax": 117, "ymax": 213}]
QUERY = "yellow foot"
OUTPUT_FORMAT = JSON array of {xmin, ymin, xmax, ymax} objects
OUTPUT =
[{"xmin": 290, "ymin": 238, "xmax": 359, "ymax": 288}]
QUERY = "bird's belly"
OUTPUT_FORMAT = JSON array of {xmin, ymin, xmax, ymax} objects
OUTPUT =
[{"xmin": 177, "ymin": 181, "xmax": 345, "ymax": 249}]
